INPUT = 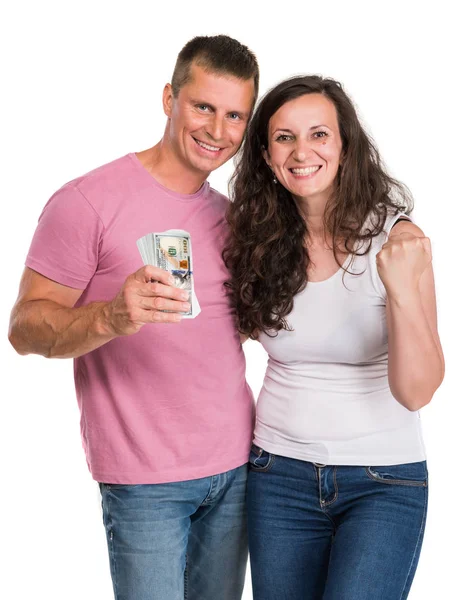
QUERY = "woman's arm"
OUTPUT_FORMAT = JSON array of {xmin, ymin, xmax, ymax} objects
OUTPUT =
[
  {"xmin": 377, "ymin": 221, "xmax": 445, "ymax": 411},
  {"xmin": 239, "ymin": 328, "xmax": 260, "ymax": 344},
  {"xmin": 239, "ymin": 332, "xmax": 250, "ymax": 344}
]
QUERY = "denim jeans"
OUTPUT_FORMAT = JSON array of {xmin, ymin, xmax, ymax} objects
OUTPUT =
[
  {"xmin": 247, "ymin": 446, "xmax": 428, "ymax": 600},
  {"xmin": 99, "ymin": 464, "xmax": 248, "ymax": 600}
]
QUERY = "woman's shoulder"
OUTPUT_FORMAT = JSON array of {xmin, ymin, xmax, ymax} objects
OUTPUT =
[
  {"xmin": 387, "ymin": 219, "xmax": 425, "ymax": 239},
  {"xmin": 361, "ymin": 208, "xmax": 415, "ymax": 238}
]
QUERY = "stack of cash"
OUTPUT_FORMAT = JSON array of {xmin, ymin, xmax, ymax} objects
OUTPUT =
[{"xmin": 136, "ymin": 229, "xmax": 201, "ymax": 318}]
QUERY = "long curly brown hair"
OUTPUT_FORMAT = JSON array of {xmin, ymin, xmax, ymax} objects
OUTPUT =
[{"xmin": 223, "ymin": 75, "xmax": 413, "ymax": 338}]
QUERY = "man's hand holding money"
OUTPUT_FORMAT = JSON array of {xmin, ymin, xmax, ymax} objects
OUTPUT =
[{"xmin": 104, "ymin": 265, "xmax": 191, "ymax": 335}]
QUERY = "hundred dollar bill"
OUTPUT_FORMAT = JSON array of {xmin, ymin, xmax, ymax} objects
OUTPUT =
[{"xmin": 136, "ymin": 229, "xmax": 200, "ymax": 318}]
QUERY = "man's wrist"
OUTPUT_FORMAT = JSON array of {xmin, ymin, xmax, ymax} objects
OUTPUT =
[{"xmin": 94, "ymin": 302, "xmax": 118, "ymax": 338}]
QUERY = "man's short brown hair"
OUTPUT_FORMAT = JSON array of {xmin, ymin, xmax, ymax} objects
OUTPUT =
[{"xmin": 171, "ymin": 35, "xmax": 259, "ymax": 102}]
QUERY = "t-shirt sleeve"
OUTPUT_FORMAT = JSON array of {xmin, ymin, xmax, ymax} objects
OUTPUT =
[{"xmin": 25, "ymin": 184, "xmax": 104, "ymax": 289}]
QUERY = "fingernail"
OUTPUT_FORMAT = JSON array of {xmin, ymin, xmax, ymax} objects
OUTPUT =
[
  {"xmin": 169, "ymin": 276, "xmax": 176, "ymax": 285},
  {"xmin": 183, "ymin": 303, "xmax": 191, "ymax": 311},
  {"xmin": 181, "ymin": 291, "xmax": 189, "ymax": 300}
]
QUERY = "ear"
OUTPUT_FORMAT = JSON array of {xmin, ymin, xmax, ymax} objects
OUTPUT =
[
  {"xmin": 262, "ymin": 147, "xmax": 272, "ymax": 169},
  {"xmin": 163, "ymin": 83, "xmax": 174, "ymax": 118}
]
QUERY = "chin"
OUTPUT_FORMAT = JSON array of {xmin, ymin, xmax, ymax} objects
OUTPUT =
[
  {"xmin": 202, "ymin": 156, "xmax": 229, "ymax": 172},
  {"xmin": 195, "ymin": 157, "xmax": 221, "ymax": 171},
  {"xmin": 297, "ymin": 184, "xmax": 326, "ymax": 197}
]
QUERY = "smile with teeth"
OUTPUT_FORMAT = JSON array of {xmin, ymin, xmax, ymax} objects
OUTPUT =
[
  {"xmin": 290, "ymin": 166, "xmax": 322, "ymax": 176},
  {"xmin": 194, "ymin": 138, "xmax": 222, "ymax": 153}
]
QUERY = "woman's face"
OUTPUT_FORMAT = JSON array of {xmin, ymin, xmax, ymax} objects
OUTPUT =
[{"xmin": 264, "ymin": 93, "xmax": 343, "ymax": 205}]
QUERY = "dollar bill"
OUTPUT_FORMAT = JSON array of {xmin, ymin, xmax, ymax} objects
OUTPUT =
[{"xmin": 136, "ymin": 229, "xmax": 200, "ymax": 318}]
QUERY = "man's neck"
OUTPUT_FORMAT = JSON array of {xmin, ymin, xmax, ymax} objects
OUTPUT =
[{"xmin": 136, "ymin": 141, "xmax": 208, "ymax": 195}]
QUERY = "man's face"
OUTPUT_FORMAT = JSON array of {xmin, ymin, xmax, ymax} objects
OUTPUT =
[{"xmin": 163, "ymin": 63, "xmax": 255, "ymax": 175}]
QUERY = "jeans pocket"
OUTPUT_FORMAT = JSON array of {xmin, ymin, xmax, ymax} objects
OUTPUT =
[
  {"xmin": 249, "ymin": 444, "xmax": 275, "ymax": 472},
  {"xmin": 365, "ymin": 461, "xmax": 428, "ymax": 487}
]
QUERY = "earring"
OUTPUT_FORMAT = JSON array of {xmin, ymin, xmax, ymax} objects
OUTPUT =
[{"xmin": 267, "ymin": 163, "xmax": 277, "ymax": 184}]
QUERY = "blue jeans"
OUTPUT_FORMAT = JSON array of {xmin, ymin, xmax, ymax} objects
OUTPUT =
[
  {"xmin": 247, "ymin": 446, "xmax": 428, "ymax": 600},
  {"xmin": 99, "ymin": 464, "xmax": 248, "ymax": 600}
]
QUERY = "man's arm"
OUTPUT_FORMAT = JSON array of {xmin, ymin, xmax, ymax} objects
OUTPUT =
[{"xmin": 9, "ymin": 266, "xmax": 191, "ymax": 359}]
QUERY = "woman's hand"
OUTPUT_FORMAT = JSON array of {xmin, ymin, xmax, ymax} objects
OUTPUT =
[{"xmin": 377, "ymin": 232, "xmax": 432, "ymax": 300}]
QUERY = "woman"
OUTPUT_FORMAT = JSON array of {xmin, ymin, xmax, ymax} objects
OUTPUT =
[{"xmin": 223, "ymin": 76, "xmax": 444, "ymax": 599}]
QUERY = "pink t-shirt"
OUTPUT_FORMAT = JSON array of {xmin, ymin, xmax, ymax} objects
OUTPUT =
[{"xmin": 26, "ymin": 153, "xmax": 254, "ymax": 484}]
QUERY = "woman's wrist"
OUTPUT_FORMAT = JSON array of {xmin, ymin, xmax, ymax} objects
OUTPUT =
[{"xmin": 386, "ymin": 285, "xmax": 421, "ymax": 308}]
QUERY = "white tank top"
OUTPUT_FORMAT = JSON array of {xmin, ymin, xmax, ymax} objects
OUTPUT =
[{"xmin": 254, "ymin": 211, "xmax": 426, "ymax": 466}]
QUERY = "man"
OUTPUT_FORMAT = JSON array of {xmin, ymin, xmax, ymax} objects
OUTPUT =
[{"xmin": 8, "ymin": 35, "xmax": 258, "ymax": 600}]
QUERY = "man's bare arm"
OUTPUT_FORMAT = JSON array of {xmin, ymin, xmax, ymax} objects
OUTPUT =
[{"xmin": 8, "ymin": 266, "xmax": 191, "ymax": 359}]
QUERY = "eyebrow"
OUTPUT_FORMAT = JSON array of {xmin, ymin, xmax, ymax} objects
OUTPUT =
[
  {"xmin": 272, "ymin": 124, "xmax": 332, "ymax": 135},
  {"xmin": 190, "ymin": 99, "xmax": 249, "ymax": 118}
]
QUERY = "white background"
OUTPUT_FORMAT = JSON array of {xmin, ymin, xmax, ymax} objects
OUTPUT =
[{"xmin": 1, "ymin": 1, "xmax": 460, "ymax": 598}]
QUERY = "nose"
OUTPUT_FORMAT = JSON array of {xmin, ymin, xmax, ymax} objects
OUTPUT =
[
  {"xmin": 206, "ymin": 115, "xmax": 224, "ymax": 142},
  {"xmin": 293, "ymin": 140, "xmax": 313, "ymax": 162}
]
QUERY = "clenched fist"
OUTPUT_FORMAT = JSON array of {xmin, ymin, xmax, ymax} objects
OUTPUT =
[
  {"xmin": 376, "ymin": 232, "xmax": 432, "ymax": 299},
  {"xmin": 105, "ymin": 265, "xmax": 191, "ymax": 336}
]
